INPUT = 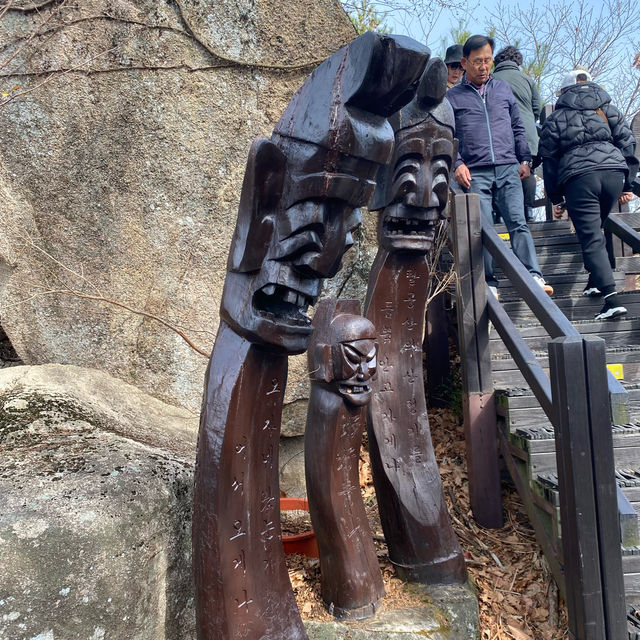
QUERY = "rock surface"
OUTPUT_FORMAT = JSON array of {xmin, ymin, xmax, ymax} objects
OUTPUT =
[
  {"xmin": 0, "ymin": 364, "xmax": 478, "ymax": 639},
  {"xmin": 0, "ymin": 0, "xmax": 357, "ymax": 419},
  {"xmin": 0, "ymin": 364, "xmax": 198, "ymax": 639},
  {"xmin": 304, "ymin": 582, "xmax": 479, "ymax": 639}
]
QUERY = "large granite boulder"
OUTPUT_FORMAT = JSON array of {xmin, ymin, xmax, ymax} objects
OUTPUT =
[
  {"xmin": 0, "ymin": 364, "xmax": 200, "ymax": 639},
  {"xmin": 0, "ymin": 0, "xmax": 359, "ymax": 420},
  {"xmin": 0, "ymin": 362, "xmax": 315, "ymax": 640}
]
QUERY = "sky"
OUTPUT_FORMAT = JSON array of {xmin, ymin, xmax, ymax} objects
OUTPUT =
[
  {"xmin": 375, "ymin": 0, "xmax": 639, "ymax": 112},
  {"xmin": 380, "ymin": 0, "xmax": 624, "ymax": 54}
]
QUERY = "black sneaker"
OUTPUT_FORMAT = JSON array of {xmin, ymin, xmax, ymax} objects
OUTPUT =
[
  {"xmin": 595, "ymin": 293, "xmax": 627, "ymax": 320},
  {"xmin": 583, "ymin": 274, "xmax": 601, "ymax": 297}
]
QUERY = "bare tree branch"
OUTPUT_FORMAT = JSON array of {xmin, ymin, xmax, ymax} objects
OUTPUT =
[
  {"xmin": 0, "ymin": 0, "xmax": 60, "ymax": 11},
  {"xmin": 7, "ymin": 233, "xmax": 212, "ymax": 358}
]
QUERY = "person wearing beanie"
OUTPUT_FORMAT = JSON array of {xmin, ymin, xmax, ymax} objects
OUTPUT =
[
  {"xmin": 444, "ymin": 44, "xmax": 464, "ymax": 88},
  {"xmin": 539, "ymin": 68, "xmax": 638, "ymax": 320}
]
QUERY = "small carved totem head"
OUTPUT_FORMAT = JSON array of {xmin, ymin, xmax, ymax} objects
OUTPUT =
[
  {"xmin": 221, "ymin": 33, "xmax": 430, "ymax": 354},
  {"xmin": 370, "ymin": 58, "xmax": 456, "ymax": 254},
  {"xmin": 309, "ymin": 299, "xmax": 378, "ymax": 407}
]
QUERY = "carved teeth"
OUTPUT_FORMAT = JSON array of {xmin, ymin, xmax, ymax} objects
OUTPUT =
[
  {"xmin": 283, "ymin": 289, "xmax": 298, "ymax": 305},
  {"xmin": 262, "ymin": 284, "xmax": 276, "ymax": 296}
]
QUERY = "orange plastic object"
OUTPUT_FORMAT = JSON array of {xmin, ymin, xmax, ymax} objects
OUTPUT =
[{"xmin": 280, "ymin": 497, "xmax": 319, "ymax": 558}]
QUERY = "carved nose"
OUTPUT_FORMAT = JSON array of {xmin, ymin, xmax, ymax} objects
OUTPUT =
[
  {"xmin": 407, "ymin": 184, "xmax": 439, "ymax": 210},
  {"xmin": 357, "ymin": 363, "xmax": 369, "ymax": 380}
]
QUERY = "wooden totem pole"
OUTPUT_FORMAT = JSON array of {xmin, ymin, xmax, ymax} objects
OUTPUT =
[
  {"xmin": 305, "ymin": 299, "xmax": 384, "ymax": 620},
  {"xmin": 364, "ymin": 58, "xmax": 468, "ymax": 585},
  {"xmin": 192, "ymin": 32, "xmax": 430, "ymax": 640}
]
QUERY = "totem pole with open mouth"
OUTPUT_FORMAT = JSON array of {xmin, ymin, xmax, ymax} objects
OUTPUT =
[
  {"xmin": 364, "ymin": 58, "xmax": 468, "ymax": 585},
  {"xmin": 192, "ymin": 32, "xmax": 430, "ymax": 640}
]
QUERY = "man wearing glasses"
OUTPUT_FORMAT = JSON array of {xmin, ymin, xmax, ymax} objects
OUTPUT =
[{"xmin": 447, "ymin": 35, "xmax": 552, "ymax": 298}]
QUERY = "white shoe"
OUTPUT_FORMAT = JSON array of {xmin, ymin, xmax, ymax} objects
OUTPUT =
[
  {"xmin": 488, "ymin": 285, "xmax": 498, "ymax": 300},
  {"xmin": 533, "ymin": 275, "xmax": 554, "ymax": 296}
]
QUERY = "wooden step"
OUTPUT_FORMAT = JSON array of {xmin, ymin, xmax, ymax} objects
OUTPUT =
[
  {"xmin": 493, "ymin": 270, "xmax": 626, "ymax": 300},
  {"xmin": 489, "ymin": 316, "xmax": 640, "ymax": 356},
  {"xmin": 494, "ymin": 219, "xmax": 572, "ymax": 237},
  {"xmin": 496, "ymin": 387, "xmax": 640, "ymax": 435},
  {"xmin": 611, "ymin": 212, "xmax": 640, "ymax": 231},
  {"xmin": 499, "ymin": 291, "xmax": 640, "ymax": 323},
  {"xmin": 504, "ymin": 425, "xmax": 640, "ymax": 479},
  {"xmin": 532, "ymin": 473, "xmax": 638, "ymax": 546},
  {"xmin": 491, "ymin": 346, "xmax": 640, "ymax": 387}
]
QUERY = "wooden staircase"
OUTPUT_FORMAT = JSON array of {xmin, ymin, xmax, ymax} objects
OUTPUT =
[{"xmin": 488, "ymin": 216, "xmax": 640, "ymax": 624}]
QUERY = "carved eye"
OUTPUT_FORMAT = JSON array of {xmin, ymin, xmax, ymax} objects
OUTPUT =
[
  {"xmin": 432, "ymin": 159, "xmax": 450, "ymax": 207},
  {"xmin": 391, "ymin": 155, "xmax": 421, "ymax": 201},
  {"xmin": 343, "ymin": 344, "xmax": 361, "ymax": 364}
]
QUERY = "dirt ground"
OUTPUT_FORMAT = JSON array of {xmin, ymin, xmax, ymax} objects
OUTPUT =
[{"xmin": 285, "ymin": 405, "xmax": 569, "ymax": 639}]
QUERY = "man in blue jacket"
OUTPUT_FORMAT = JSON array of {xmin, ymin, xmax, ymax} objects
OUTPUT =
[{"xmin": 447, "ymin": 35, "xmax": 551, "ymax": 297}]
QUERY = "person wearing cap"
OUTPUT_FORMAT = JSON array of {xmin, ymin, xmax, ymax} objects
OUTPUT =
[
  {"xmin": 447, "ymin": 34, "xmax": 552, "ymax": 298},
  {"xmin": 444, "ymin": 44, "xmax": 464, "ymax": 88},
  {"xmin": 492, "ymin": 45, "xmax": 541, "ymax": 221},
  {"xmin": 539, "ymin": 68, "xmax": 638, "ymax": 320}
]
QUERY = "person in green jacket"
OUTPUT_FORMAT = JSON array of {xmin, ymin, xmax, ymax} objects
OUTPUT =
[{"xmin": 493, "ymin": 46, "xmax": 541, "ymax": 221}]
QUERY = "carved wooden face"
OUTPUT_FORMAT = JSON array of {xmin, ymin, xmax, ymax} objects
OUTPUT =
[
  {"xmin": 380, "ymin": 119, "xmax": 454, "ymax": 253},
  {"xmin": 309, "ymin": 310, "xmax": 378, "ymax": 407},
  {"xmin": 221, "ymin": 140, "xmax": 365, "ymax": 354},
  {"xmin": 333, "ymin": 338, "xmax": 378, "ymax": 407}
]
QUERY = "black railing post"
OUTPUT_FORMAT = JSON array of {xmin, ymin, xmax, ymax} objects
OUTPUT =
[
  {"xmin": 451, "ymin": 193, "xmax": 503, "ymax": 528},
  {"xmin": 424, "ymin": 290, "xmax": 451, "ymax": 407},
  {"xmin": 548, "ymin": 335, "xmax": 626, "ymax": 640}
]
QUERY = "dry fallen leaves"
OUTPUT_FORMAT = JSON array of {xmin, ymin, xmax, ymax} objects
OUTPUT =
[{"xmin": 285, "ymin": 405, "xmax": 569, "ymax": 640}]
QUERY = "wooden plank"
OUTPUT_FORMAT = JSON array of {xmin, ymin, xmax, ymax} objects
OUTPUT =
[
  {"xmin": 605, "ymin": 215, "xmax": 640, "ymax": 254},
  {"xmin": 500, "ymin": 296, "xmax": 640, "ymax": 323},
  {"xmin": 583, "ymin": 336, "xmax": 628, "ymax": 640},
  {"xmin": 624, "ymin": 573, "xmax": 640, "ymax": 597},
  {"xmin": 467, "ymin": 195, "xmax": 493, "ymax": 394},
  {"xmin": 499, "ymin": 428, "xmax": 566, "ymax": 596},
  {"xmin": 618, "ymin": 487, "xmax": 640, "ymax": 548},
  {"xmin": 482, "ymin": 225, "xmax": 582, "ymax": 340},
  {"xmin": 486, "ymin": 294, "xmax": 553, "ymax": 418},
  {"xmin": 548, "ymin": 336, "xmax": 606, "ymax": 639},
  {"xmin": 492, "ymin": 346, "xmax": 640, "ymax": 371},
  {"xmin": 527, "ymin": 445, "xmax": 640, "ymax": 475},
  {"xmin": 462, "ymin": 392, "xmax": 503, "ymax": 528},
  {"xmin": 452, "ymin": 194, "xmax": 502, "ymax": 528},
  {"xmin": 610, "ymin": 213, "xmax": 640, "ymax": 231},
  {"xmin": 489, "ymin": 320, "xmax": 640, "ymax": 356},
  {"xmin": 495, "ymin": 272, "xmax": 626, "ymax": 300},
  {"xmin": 493, "ymin": 219, "xmax": 572, "ymax": 237},
  {"xmin": 452, "ymin": 194, "xmax": 482, "ymax": 393},
  {"xmin": 424, "ymin": 291, "xmax": 450, "ymax": 407},
  {"xmin": 613, "ymin": 255, "xmax": 640, "ymax": 274}
]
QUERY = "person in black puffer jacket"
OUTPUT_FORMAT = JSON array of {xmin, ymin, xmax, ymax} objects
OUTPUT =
[{"xmin": 539, "ymin": 69, "xmax": 638, "ymax": 320}]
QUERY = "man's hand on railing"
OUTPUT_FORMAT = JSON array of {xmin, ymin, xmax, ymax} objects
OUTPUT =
[
  {"xmin": 552, "ymin": 203, "xmax": 565, "ymax": 219},
  {"xmin": 454, "ymin": 163, "xmax": 472, "ymax": 189},
  {"xmin": 619, "ymin": 192, "xmax": 634, "ymax": 205}
]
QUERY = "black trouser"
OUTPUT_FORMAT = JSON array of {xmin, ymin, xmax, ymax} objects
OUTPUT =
[
  {"xmin": 564, "ymin": 170, "xmax": 624, "ymax": 292},
  {"xmin": 522, "ymin": 173, "xmax": 536, "ymax": 220}
]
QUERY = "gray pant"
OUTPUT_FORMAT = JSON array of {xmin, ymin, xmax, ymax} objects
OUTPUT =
[{"xmin": 467, "ymin": 163, "xmax": 542, "ymax": 287}]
